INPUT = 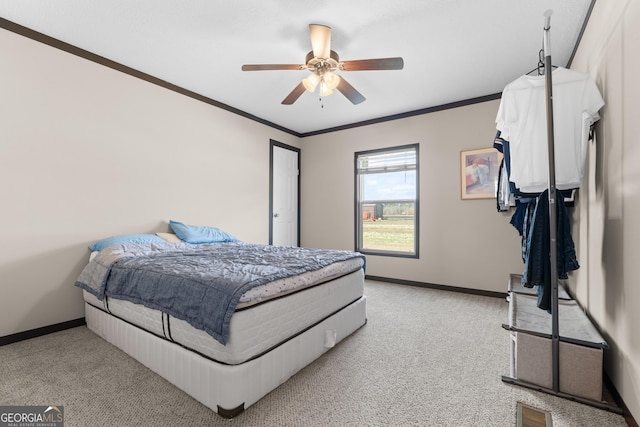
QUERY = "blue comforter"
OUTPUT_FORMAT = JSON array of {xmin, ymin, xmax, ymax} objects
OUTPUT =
[{"xmin": 76, "ymin": 242, "xmax": 365, "ymax": 345}]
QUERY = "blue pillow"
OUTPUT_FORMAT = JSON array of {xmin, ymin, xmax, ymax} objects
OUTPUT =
[
  {"xmin": 89, "ymin": 234, "xmax": 165, "ymax": 251},
  {"xmin": 169, "ymin": 220, "xmax": 239, "ymax": 244}
]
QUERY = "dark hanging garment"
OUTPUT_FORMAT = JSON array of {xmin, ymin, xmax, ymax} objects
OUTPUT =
[{"xmin": 521, "ymin": 190, "xmax": 580, "ymax": 311}]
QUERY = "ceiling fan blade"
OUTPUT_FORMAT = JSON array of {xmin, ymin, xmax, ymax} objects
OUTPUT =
[
  {"xmin": 309, "ymin": 24, "xmax": 331, "ymax": 59},
  {"xmin": 281, "ymin": 82, "xmax": 307, "ymax": 105},
  {"xmin": 340, "ymin": 57, "xmax": 404, "ymax": 71},
  {"xmin": 336, "ymin": 76, "xmax": 366, "ymax": 105},
  {"xmin": 242, "ymin": 64, "xmax": 305, "ymax": 71}
]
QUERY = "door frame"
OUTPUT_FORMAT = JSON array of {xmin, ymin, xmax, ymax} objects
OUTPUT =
[{"xmin": 269, "ymin": 139, "xmax": 301, "ymax": 246}]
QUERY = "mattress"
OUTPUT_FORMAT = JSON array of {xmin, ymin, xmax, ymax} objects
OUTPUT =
[
  {"xmin": 83, "ymin": 268, "xmax": 364, "ymax": 365},
  {"xmin": 77, "ymin": 242, "xmax": 366, "ymax": 345}
]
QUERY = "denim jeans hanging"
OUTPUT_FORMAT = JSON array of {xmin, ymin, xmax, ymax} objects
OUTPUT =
[{"xmin": 521, "ymin": 190, "xmax": 580, "ymax": 312}]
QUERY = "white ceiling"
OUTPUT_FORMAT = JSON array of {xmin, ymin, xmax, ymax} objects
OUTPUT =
[{"xmin": 0, "ymin": 0, "xmax": 594, "ymax": 135}]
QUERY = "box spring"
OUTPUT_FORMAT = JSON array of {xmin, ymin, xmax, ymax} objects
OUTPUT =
[{"xmin": 85, "ymin": 296, "xmax": 366, "ymax": 417}]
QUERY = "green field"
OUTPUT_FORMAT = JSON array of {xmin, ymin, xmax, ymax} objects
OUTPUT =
[{"xmin": 362, "ymin": 219, "xmax": 415, "ymax": 252}]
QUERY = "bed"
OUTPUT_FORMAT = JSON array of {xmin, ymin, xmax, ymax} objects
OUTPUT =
[{"xmin": 75, "ymin": 240, "xmax": 367, "ymax": 418}]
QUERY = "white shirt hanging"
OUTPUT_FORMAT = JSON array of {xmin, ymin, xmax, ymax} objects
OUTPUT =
[{"xmin": 496, "ymin": 67, "xmax": 604, "ymax": 193}]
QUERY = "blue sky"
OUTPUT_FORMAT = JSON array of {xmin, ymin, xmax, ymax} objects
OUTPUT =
[{"xmin": 363, "ymin": 171, "xmax": 416, "ymax": 201}]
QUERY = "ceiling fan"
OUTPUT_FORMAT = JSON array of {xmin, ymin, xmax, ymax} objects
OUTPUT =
[{"xmin": 241, "ymin": 24, "xmax": 404, "ymax": 105}]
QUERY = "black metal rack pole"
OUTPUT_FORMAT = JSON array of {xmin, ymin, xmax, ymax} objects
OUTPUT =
[{"xmin": 542, "ymin": 8, "xmax": 560, "ymax": 394}]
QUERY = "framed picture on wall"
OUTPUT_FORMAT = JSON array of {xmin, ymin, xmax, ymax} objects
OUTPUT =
[{"xmin": 460, "ymin": 147, "xmax": 503, "ymax": 200}]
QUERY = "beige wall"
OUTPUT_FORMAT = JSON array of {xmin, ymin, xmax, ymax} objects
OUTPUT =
[
  {"xmin": 0, "ymin": 28, "xmax": 299, "ymax": 337},
  {"xmin": 569, "ymin": 0, "xmax": 640, "ymax": 419},
  {"xmin": 300, "ymin": 102, "xmax": 524, "ymax": 293}
]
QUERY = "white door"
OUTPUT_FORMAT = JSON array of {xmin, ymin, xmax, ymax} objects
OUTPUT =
[{"xmin": 271, "ymin": 143, "xmax": 299, "ymax": 246}]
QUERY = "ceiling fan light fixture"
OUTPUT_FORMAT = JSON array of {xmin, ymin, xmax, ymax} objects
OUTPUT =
[
  {"xmin": 319, "ymin": 82, "xmax": 334, "ymax": 96},
  {"xmin": 303, "ymin": 74, "xmax": 320, "ymax": 92},
  {"xmin": 324, "ymin": 72, "xmax": 340, "ymax": 90}
]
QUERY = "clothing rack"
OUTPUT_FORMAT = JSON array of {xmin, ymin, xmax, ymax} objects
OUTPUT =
[{"xmin": 500, "ymin": 10, "xmax": 622, "ymax": 414}]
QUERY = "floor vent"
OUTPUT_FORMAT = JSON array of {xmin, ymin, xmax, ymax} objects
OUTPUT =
[{"xmin": 516, "ymin": 402, "xmax": 553, "ymax": 427}]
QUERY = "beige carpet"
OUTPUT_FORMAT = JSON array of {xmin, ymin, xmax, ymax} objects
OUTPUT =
[{"xmin": 0, "ymin": 280, "xmax": 628, "ymax": 426}]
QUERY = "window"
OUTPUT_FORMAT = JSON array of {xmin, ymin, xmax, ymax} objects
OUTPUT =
[{"xmin": 355, "ymin": 144, "xmax": 418, "ymax": 257}]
